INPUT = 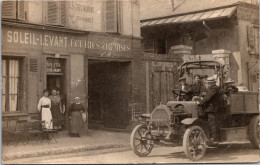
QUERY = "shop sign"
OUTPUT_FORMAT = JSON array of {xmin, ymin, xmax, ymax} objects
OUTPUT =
[
  {"xmin": 4, "ymin": 30, "xmax": 131, "ymax": 52},
  {"xmin": 46, "ymin": 59, "xmax": 62, "ymax": 73}
]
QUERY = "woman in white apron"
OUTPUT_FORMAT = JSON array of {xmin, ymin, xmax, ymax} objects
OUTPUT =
[{"xmin": 37, "ymin": 89, "xmax": 53, "ymax": 129}]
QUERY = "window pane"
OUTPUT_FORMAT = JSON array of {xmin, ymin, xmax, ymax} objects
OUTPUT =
[
  {"xmin": 2, "ymin": 60, "xmax": 6, "ymax": 112},
  {"xmin": 9, "ymin": 60, "xmax": 19, "ymax": 112}
]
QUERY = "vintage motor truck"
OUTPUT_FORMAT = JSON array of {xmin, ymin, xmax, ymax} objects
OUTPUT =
[{"xmin": 130, "ymin": 60, "xmax": 259, "ymax": 161}]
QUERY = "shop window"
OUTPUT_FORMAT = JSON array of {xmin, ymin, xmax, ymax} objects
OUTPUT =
[
  {"xmin": 1, "ymin": 0, "xmax": 27, "ymax": 21},
  {"xmin": 104, "ymin": 0, "xmax": 123, "ymax": 33},
  {"xmin": 46, "ymin": 1, "xmax": 66, "ymax": 26},
  {"xmin": 2, "ymin": 58, "xmax": 21, "ymax": 112}
]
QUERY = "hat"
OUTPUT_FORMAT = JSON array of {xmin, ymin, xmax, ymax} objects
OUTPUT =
[
  {"xmin": 206, "ymin": 77, "xmax": 216, "ymax": 82},
  {"xmin": 225, "ymin": 78, "xmax": 235, "ymax": 84},
  {"xmin": 194, "ymin": 74, "xmax": 201, "ymax": 79},
  {"xmin": 179, "ymin": 77, "xmax": 186, "ymax": 81},
  {"xmin": 75, "ymin": 97, "xmax": 80, "ymax": 100}
]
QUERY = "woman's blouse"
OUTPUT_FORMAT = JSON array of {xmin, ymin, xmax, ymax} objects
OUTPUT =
[{"xmin": 37, "ymin": 96, "xmax": 51, "ymax": 111}]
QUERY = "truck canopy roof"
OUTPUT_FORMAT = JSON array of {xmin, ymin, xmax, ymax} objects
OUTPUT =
[{"xmin": 179, "ymin": 61, "xmax": 222, "ymax": 71}]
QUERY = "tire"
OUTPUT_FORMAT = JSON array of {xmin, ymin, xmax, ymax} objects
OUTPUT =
[
  {"xmin": 183, "ymin": 125, "xmax": 207, "ymax": 161},
  {"xmin": 130, "ymin": 124, "xmax": 154, "ymax": 157},
  {"xmin": 249, "ymin": 115, "xmax": 259, "ymax": 149}
]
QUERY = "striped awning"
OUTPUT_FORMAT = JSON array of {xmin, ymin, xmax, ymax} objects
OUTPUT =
[{"xmin": 141, "ymin": 6, "xmax": 237, "ymax": 27}]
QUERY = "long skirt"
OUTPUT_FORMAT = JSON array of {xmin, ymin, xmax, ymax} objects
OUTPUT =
[
  {"xmin": 42, "ymin": 108, "xmax": 53, "ymax": 129},
  {"xmin": 70, "ymin": 111, "xmax": 83, "ymax": 134},
  {"xmin": 51, "ymin": 105, "xmax": 62, "ymax": 129}
]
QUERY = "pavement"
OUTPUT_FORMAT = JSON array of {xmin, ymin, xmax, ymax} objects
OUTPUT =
[{"xmin": 2, "ymin": 128, "xmax": 131, "ymax": 161}]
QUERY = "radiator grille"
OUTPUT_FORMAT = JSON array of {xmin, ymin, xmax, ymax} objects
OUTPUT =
[{"xmin": 151, "ymin": 109, "xmax": 169, "ymax": 120}]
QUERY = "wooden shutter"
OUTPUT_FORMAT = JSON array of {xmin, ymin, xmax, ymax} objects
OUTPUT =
[
  {"xmin": 105, "ymin": 0, "xmax": 117, "ymax": 32},
  {"xmin": 2, "ymin": 1, "xmax": 16, "ymax": 19},
  {"xmin": 17, "ymin": 0, "xmax": 25, "ymax": 20},
  {"xmin": 29, "ymin": 58, "xmax": 38, "ymax": 72},
  {"xmin": 60, "ymin": 1, "xmax": 66, "ymax": 26},
  {"xmin": 47, "ymin": 1, "xmax": 66, "ymax": 26},
  {"xmin": 28, "ymin": 58, "xmax": 39, "ymax": 113},
  {"xmin": 47, "ymin": 1, "xmax": 58, "ymax": 25}
]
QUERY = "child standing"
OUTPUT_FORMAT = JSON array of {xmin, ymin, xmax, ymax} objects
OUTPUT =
[{"xmin": 37, "ymin": 89, "xmax": 53, "ymax": 129}]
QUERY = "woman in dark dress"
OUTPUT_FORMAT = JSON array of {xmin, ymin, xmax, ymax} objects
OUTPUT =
[
  {"xmin": 49, "ymin": 88, "xmax": 62, "ymax": 130},
  {"xmin": 69, "ymin": 97, "xmax": 85, "ymax": 137}
]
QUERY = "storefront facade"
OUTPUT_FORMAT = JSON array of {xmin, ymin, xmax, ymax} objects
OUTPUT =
[{"xmin": 2, "ymin": 0, "xmax": 142, "ymax": 130}]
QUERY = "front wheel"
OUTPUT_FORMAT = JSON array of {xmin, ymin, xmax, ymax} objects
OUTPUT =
[
  {"xmin": 183, "ymin": 125, "xmax": 207, "ymax": 161},
  {"xmin": 130, "ymin": 124, "xmax": 154, "ymax": 157},
  {"xmin": 249, "ymin": 115, "xmax": 260, "ymax": 149}
]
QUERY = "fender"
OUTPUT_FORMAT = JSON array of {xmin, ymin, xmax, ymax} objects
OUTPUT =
[
  {"xmin": 181, "ymin": 118, "xmax": 211, "ymax": 138},
  {"xmin": 181, "ymin": 118, "xmax": 198, "ymax": 125}
]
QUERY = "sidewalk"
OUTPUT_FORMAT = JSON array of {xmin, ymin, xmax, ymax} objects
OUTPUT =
[{"xmin": 2, "ymin": 129, "xmax": 131, "ymax": 161}]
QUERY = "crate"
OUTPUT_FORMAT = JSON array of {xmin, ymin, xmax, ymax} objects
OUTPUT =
[
  {"xmin": 230, "ymin": 92, "xmax": 259, "ymax": 114},
  {"xmin": 220, "ymin": 127, "xmax": 248, "ymax": 142}
]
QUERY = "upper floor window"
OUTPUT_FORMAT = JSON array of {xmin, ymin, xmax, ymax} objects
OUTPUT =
[
  {"xmin": 2, "ymin": 0, "xmax": 27, "ymax": 21},
  {"xmin": 46, "ymin": 1, "xmax": 66, "ymax": 26},
  {"xmin": 104, "ymin": 0, "xmax": 123, "ymax": 33}
]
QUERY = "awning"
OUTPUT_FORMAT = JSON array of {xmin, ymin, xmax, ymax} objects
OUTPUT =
[{"xmin": 141, "ymin": 6, "xmax": 237, "ymax": 27}]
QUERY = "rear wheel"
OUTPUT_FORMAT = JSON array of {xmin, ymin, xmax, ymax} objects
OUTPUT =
[
  {"xmin": 183, "ymin": 125, "xmax": 207, "ymax": 161},
  {"xmin": 130, "ymin": 124, "xmax": 154, "ymax": 157},
  {"xmin": 249, "ymin": 115, "xmax": 260, "ymax": 149}
]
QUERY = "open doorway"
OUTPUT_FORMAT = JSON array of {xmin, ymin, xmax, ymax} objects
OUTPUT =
[
  {"xmin": 46, "ymin": 58, "xmax": 66, "ymax": 94},
  {"xmin": 47, "ymin": 75, "xmax": 65, "ymax": 92},
  {"xmin": 88, "ymin": 59, "xmax": 131, "ymax": 129}
]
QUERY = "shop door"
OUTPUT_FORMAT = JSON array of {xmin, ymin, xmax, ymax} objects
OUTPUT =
[
  {"xmin": 46, "ymin": 58, "xmax": 66, "ymax": 96},
  {"xmin": 47, "ymin": 75, "xmax": 64, "ymax": 92},
  {"xmin": 88, "ymin": 60, "xmax": 131, "ymax": 129}
]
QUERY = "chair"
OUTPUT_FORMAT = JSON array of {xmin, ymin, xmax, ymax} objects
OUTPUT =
[
  {"xmin": 27, "ymin": 120, "xmax": 46, "ymax": 144},
  {"xmin": 43, "ymin": 119, "xmax": 59, "ymax": 143}
]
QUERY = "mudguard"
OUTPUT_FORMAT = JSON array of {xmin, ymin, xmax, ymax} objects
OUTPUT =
[
  {"xmin": 181, "ymin": 118, "xmax": 198, "ymax": 125},
  {"xmin": 181, "ymin": 118, "xmax": 211, "ymax": 138}
]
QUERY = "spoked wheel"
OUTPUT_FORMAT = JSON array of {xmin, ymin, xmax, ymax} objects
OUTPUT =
[
  {"xmin": 130, "ymin": 124, "xmax": 154, "ymax": 157},
  {"xmin": 249, "ymin": 115, "xmax": 260, "ymax": 149},
  {"xmin": 183, "ymin": 126, "xmax": 207, "ymax": 161}
]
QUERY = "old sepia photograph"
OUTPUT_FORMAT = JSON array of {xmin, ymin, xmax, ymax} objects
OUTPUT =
[{"xmin": 1, "ymin": 0, "xmax": 259, "ymax": 164}]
